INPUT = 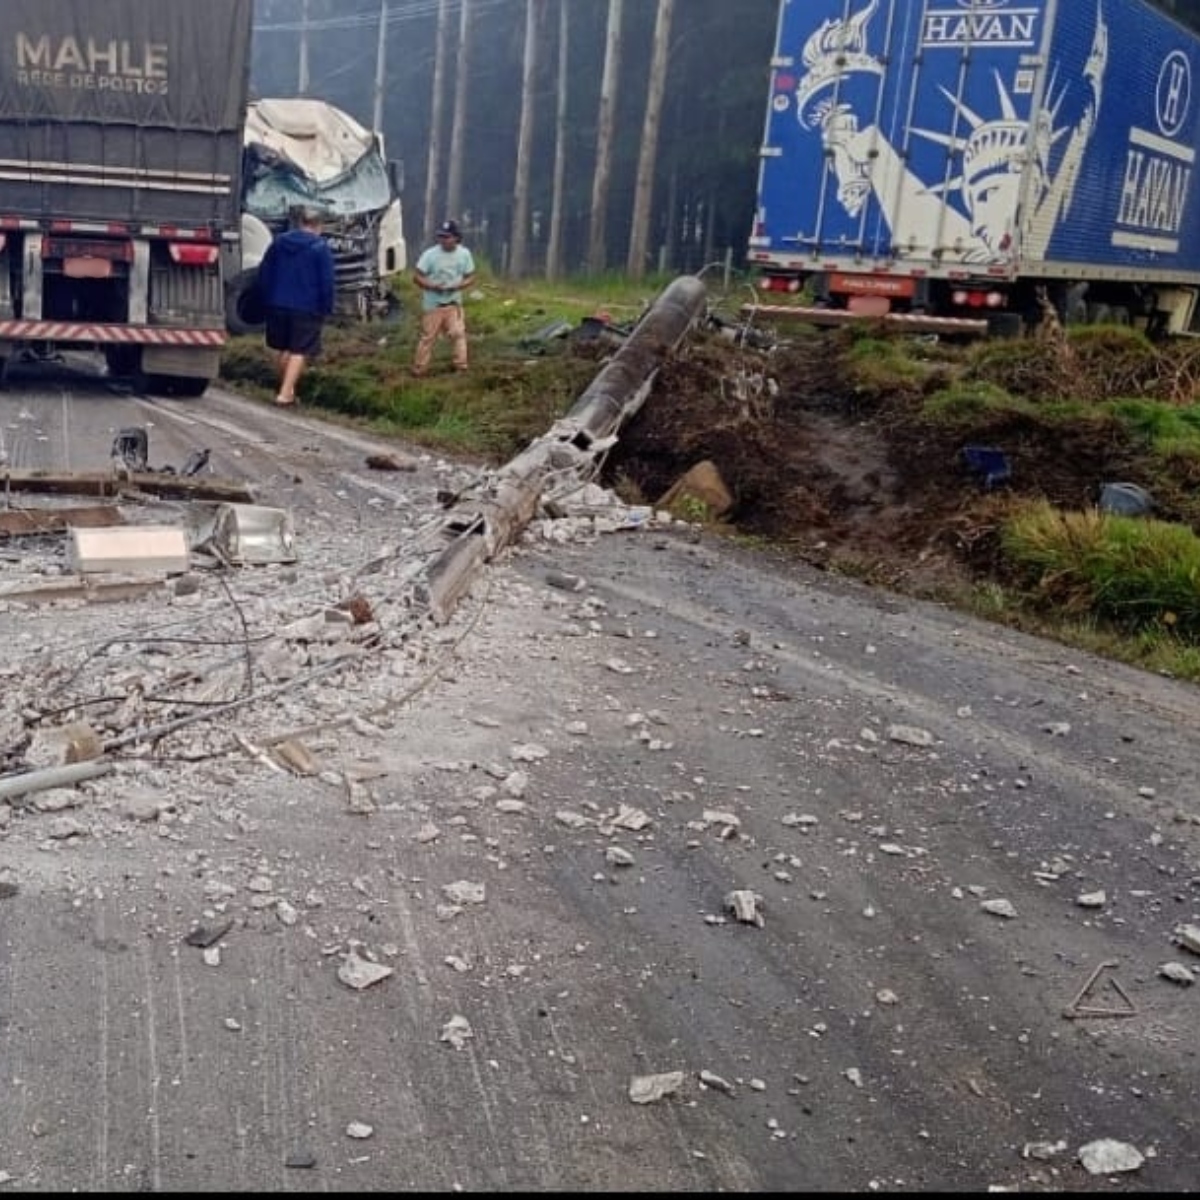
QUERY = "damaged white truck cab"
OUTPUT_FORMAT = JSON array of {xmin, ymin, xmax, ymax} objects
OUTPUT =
[{"xmin": 224, "ymin": 98, "xmax": 407, "ymax": 336}]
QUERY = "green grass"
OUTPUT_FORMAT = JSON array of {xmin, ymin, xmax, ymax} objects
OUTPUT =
[
  {"xmin": 1108, "ymin": 398, "xmax": 1200, "ymax": 462},
  {"xmin": 1001, "ymin": 500, "xmax": 1200, "ymax": 638}
]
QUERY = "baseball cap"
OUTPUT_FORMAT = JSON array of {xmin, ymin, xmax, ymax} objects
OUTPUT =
[{"xmin": 436, "ymin": 220, "xmax": 461, "ymax": 238}]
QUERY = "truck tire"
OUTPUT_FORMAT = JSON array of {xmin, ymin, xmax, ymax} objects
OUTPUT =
[
  {"xmin": 225, "ymin": 269, "xmax": 265, "ymax": 336},
  {"xmin": 144, "ymin": 374, "xmax": 210, "ymax": 398},
  {"xmin": 104, "ymin": 346, "xmax": 142, "ymax": 378},
  {"xmin": 986, "ymin": 313, "xmax": 1023, "ymax": 340}
]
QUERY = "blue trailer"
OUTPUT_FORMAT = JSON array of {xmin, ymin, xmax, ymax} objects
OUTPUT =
[{"xmin": 750, "ymin": 0, "xmax": 1200, "ymax": 335}]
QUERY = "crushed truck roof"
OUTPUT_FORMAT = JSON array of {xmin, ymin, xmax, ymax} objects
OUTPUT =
[{"xmin": 246, "ymin": 98, "xmax": 378, "ymax": 183}]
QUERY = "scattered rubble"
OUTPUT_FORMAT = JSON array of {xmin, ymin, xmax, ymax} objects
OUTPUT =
[
  {"xmin": 1077, "ymin": 1139, "xmax": 1145, "ymax": 1176},
  {"xmin": 628, "ymin": 1072, "xmax": 685, "ymax": 1105}
]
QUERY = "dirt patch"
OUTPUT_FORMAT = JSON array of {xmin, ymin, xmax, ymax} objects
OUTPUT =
[{"xmin": 607, "ymin": 326, "xmax": 1181, "ymax": 601}]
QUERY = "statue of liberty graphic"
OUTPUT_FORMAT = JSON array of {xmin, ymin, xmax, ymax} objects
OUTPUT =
[{"xmin": 795, "ymin": 0, "xmax": 1109, "ymax": 264}]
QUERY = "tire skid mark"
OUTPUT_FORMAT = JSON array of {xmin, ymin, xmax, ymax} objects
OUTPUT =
[
  {"xmin": 389, "ymin": 883, "xmax": 487, "ymax": 1190},
  {"xmin": 484, "ymin": 978, "xmax": 558, "ymax": 1188},
  {"xmin": 95, "ymin": 906, "xmax": 112, "ymax": 1190},
  {"xmin": 138, "ymin": 941, "xmax": 164, "ymax": 1192}
]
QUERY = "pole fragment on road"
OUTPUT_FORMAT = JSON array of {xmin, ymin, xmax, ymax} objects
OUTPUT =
[{"xmin": 417, "ymin": 275, "xmax": 708, "ymax": 624}]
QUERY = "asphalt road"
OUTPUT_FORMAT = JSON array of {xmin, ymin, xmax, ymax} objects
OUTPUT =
[{"xmin": 0, "ymin": 357, "xmax": 1198, "ymax": 1192}]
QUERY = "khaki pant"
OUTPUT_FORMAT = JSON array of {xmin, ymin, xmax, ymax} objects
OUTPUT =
[{"xmin": 414, "ymin": 304, "xmax": 468, "ymax": 372}]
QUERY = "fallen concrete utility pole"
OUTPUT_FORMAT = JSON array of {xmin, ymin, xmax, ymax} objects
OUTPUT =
[
  {"xmin": 0, "ymin": 469, "xmax": 255, "ymax": 504},
  {"xmin": 418, "ymin": 274, "xmax": 708, "ymax": 624}
]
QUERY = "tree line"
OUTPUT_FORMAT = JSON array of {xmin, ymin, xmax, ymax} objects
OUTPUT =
[{"xmin": 250, "ymin": 0, "xmax": 778, "ymax": 279}]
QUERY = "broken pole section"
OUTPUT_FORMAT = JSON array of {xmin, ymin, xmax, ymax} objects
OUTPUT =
[
  {"xmin": 0, "ymin": 469, "xmax": 255, "ymax": 504},
  {"xmin": 419, "ymin": 275, "xmax": 708, "ymax": 624}
]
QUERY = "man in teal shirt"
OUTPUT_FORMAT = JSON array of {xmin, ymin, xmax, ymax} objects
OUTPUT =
[{"xmin": 412, "ymin": 220, "xmax": 477, "ymax": 376}]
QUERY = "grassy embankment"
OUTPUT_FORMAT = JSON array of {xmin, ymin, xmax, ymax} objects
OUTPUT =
[{"xmin": 839, "ymin": 323, "xmax": 1200, "ymax": 680}]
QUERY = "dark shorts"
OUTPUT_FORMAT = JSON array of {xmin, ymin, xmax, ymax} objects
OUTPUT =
[{"xmin": 265, "ymin": 307, "xmax": 325, "ymax": 356}]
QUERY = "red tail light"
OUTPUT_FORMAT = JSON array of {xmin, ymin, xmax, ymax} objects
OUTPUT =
[{"xmin": 169, "ymin": 243, "xmax": 219, "ymax": 266}]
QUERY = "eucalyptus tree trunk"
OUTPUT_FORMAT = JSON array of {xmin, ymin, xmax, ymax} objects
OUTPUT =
[
  {"xmin": 587, "ymin": 0, "xmax": 624, "ymax": 275},
  {"xmin": 627, "ymin": 0, "xmax": 675, "ymax": 278},
  {"xmin": 423, "ymin": 0, "xmax": 452, "ymax": 237},
  {"xmin": 545, "ymin": 0, "xmax": 570, "ymax": 280},
  {"xmin": 445, "ymin": 0, "xmax": 472, "ymax": 222},
  {"xmin": 509, "ymin": 0, "xmax": 541, "ymax": 276}
]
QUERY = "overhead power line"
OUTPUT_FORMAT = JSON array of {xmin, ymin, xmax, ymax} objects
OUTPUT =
[{"xmin": 253, "ymin": 0, "xmax": 508, "ymax": 35}]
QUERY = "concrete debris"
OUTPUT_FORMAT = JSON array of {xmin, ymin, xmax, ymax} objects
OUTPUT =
[
  {"xmin": 184, "ymin": 919, "xmax": 234, "ymax": 949},
  {"xmin": 605, "ymin": 846, "xmax": 636, "ymax": 867},
  {"xmin": 1175, "ymin": 924, "xmax": 1200, "ymax": 955},
  {"xmin": 1022, "ymin": 1141, "xmax": 1067, "ymax": 1161},
  {"xmin": 980, "ymin": 899, "xmax": 1018, "ymax": 920},
  {"xmin": 440, "ymin": 1014, "xmax": 474, "ymax": 1050},
  {"xmin": 442, "ymin": 880, "xmax": 486, "ymax": 906},
  {"xmin": 726, "ymin": 890, "xmax": 764, "ymax": 926},
  {"xmin": 47, "ymin": 816, "xmax": 87, "ymax": 839},
  {"xmin": 510, "ymin": 743, "xmax": 549, "ymax": 762},
  {"xmin": 658, "ymin": 461, "xmax": 733, "ymax": 520},
  {"xmin": 545, "ymin": 570, "xmax": 587, "ymax": 593},
  {"xmin": 1159, "ymin": 962, "xmax": 1195, "ymax": 986},
  {"xmin": 32, "ymin": 790, "xmax": 81, "ymax": 813},
  {"xmin": 701, "ymin": 809, "xmax": 741, "ymax": 833},
  {"xmin": 556, "ymin": 810, "xmax": 590, "ymax": 829},
  {"xmin": 501, "ymin": 771, "xmax": 528, "ymax": 798},
  {"xmin": 628, "ymin": 1071, "xmax": 685, "ymax": 1105},
  {"xmin": 607, "ymin": 805, "xmax": 651, "ymax": 832},
  {"xmin": 1078, "ymin": 1139, "xmax": 1144, "ymax": 1176},
  {"xmin": 337, "ymin": 949, "xmax": 394, "ymax": 991},
  {"xmin": 1076, "ymin": 890, "xmax": 1107, "ymax": 909},
  {"xmin": 272, "ymin": 739, "xmax": 321, "ymax": 776},
  {"xmin": 346, "ymin": 1121, "xmax": 374, "ymax": 1139},
  {"xmin": 886, "ymin": 725, "xmax": 935, "ymax": 748},
  {"xmin": 698, "ymin": 1070, "xmax": 735, "ymax": 1096}
]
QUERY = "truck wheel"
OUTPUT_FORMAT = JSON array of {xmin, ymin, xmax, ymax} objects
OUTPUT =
[
  {"xmin": 986, "ymin": 313, "xmax": 1023, "ymax": 340},
  {"xmin": 225, "ymin": 270, "xmax": 265, "ymax": 336},
  {"xmin": 144, "ymin": 374, "xmax": 210, "ymax": 398},
  {"xmin": 104, "ymin": 346, "xmax": 142, "ymax": 378}
]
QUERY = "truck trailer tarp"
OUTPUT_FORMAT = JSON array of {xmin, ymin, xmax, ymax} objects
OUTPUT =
[{"xmin": 0, "ymin": 0, "xmax": 254, "ymax": 229}]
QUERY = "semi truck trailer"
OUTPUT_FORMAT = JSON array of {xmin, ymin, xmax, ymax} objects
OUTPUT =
[
  {"xmin": 224, "ymin": 97, "xmax": 407, "ymax": 337},
  {"xmin": 750, "ymin": 0, "xmax": 1200, "ymax": 336},
  {"xmin": 0, "ymin": 0, "xmax": 254, "ymax": 394}
]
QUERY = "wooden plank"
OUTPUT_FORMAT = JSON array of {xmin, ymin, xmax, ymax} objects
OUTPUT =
[
  {"xmin": 0, "ymin": 505, "xmax": 124, "ymax": 538},
  {"xmin": 0, "ymin": 469, "xmax": 255, "ymax": 503}
]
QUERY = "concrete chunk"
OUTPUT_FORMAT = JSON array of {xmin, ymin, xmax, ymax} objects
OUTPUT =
[{"xmin": 69, "ymin": 525, "xmax": 189, "ymax": 575}]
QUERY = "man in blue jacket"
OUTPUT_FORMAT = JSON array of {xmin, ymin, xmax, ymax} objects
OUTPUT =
[{"xmin": 257, "ymin": 207, "xmax": 336, "ymax": 406}]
